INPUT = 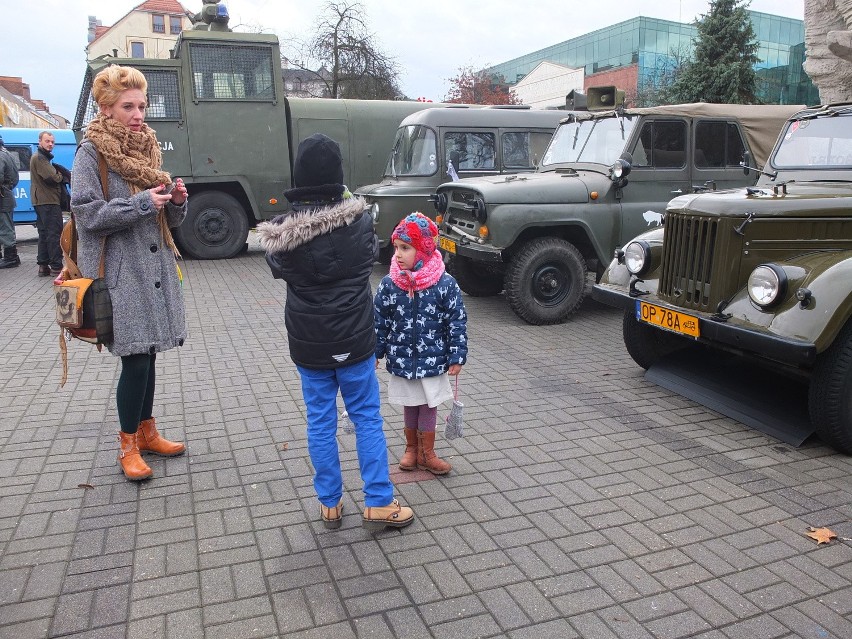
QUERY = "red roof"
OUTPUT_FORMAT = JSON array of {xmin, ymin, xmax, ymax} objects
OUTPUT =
[{"xmin": 133, "ymin": 0, "xmax": 189, "ymax": 14}]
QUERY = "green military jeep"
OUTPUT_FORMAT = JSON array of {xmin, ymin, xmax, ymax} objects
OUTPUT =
[
  {"xmin": 592, "ymin": 103, "xmax": 852, "ymax": 454},
  {"xmin": 433, "ymin": 88, "xmax": 800, "ymax": 325}
]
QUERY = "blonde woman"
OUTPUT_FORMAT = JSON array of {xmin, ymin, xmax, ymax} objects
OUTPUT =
[{"xmin": 70, "ymin": 65, "xmax": 188, "ymax": 481}]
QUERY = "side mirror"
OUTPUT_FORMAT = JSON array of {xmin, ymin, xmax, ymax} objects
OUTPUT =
[
  {"xmin": 742, "ymin": 151, "xmax": 751, "ymax": 176},
  {"xmin": 610, "ymin": 158, "xmax": 631, "ymax": 189}
]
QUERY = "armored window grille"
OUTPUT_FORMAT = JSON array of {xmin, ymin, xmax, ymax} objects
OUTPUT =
[
  {"xmin": 74, "ymin": 67, "xmax": 97, "ymax": 131},
  {"xmin": 73, "ymin": 68, "xmax": 181, "ymax": 130},
  {"xmin": 189, "ymin": 43, "xmax": 276, "ymax": 101},
  {"xmin": 152, "ymin": 14, "xmax": 165, "ymax": 34},
  {"xmin": 146, "ymin": 70, "xmax": 182, "ymax": 120}
]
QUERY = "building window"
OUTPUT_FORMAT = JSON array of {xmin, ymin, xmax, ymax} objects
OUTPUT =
[
  {"xmin": 152, "ymin": 14, "xmax": 165, "ymax": 34},
  {"xmin": 169, "ymin": 16, "xmax": 182, "ymax": 35},
  {"xmin": 131, "ymin": 41, "xmax": 145, "ymax": 58}
]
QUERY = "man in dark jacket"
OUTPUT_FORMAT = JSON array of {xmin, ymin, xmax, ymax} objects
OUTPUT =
[
  {"xmin": 29, "ymin": 131, "xmax": 65, "ymax": 276},
  {"xmin": 258, "ymin": 133, "xmax": 415, "ymax": 532},
  {"xmin": 0, "ymin": 135, "xmax": 20, "ymax": 269}
]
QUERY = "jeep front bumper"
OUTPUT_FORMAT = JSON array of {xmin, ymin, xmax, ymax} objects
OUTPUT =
[
  {"xmin": 592, "ymin": 283, "xmax": 818, "ymax": 367},
  {"xmin": 438, "ymin": 233, "xmax": 503, "ymax": 263}
]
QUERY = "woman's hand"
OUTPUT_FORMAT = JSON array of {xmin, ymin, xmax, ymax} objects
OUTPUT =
[
  {"xmin": 148, "ymin": 178, "xmax": 188, "ymax": 209},
  {"xmin": 448, "ymin": 364, "xmax": 462, "ymax": 376},
  {"xmin": 148, "ymin": 184, "xmax": 173, "ymax": 209},
  {"xmin": 170, "ymin": 178, "xmax": 187, "ymax": 206}
]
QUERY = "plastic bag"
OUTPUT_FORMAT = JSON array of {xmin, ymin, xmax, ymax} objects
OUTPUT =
[
  {"xmin": 445, "ymin": 399, "xmax": 464, "ymax": 440},
  {"xmin": 340, "ymin": 410, "xmax": 355, "ymax": 434}
]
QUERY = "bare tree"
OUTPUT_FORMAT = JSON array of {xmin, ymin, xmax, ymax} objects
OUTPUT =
[{"xmin": 282, "ymin": 2, "xmax": 402, "ymax": 100}]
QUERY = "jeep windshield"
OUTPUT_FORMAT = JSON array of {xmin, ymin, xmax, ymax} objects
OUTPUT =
[
  {"xmin": 541, "ymin": 115, "xmax": 636, "ymax": 167},
  {"xmin": 773, "ymin": 110, "xmax": 852, "ymax": 169},
  {"xmin": 384, "ymin": 125, "xmax": 438, "ymax": 177}
]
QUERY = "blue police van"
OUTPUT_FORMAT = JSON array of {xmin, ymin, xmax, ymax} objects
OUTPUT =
[{"xmin": 1, "ymin": 128, "xmax": 77, "ymax": 224}]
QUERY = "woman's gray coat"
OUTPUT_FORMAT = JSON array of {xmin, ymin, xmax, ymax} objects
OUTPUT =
[{"xmin": 70, "ymin": 140, "xmax": 187, "ymax": 357}]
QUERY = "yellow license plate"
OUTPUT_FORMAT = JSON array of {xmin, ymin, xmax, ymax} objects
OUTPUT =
[
  {"xmin": 438, "ymin": 237, "xmax": 456, "ymax": 254},
  {"xmin": 637, "ymin": 301, "xmax": 700, "ymax": 338}
]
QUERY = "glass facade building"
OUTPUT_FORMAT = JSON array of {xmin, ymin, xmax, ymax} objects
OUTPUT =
[{"xmin": 488, "ymin": 11, "xmax": 818, "ymax": 105}]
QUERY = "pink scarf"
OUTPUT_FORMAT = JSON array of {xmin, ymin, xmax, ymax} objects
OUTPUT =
[{"xmin": 390, "ymin": 250, "xmax": 445, "ymax": 298}]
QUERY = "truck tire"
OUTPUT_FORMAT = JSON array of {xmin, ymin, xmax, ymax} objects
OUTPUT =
[
  {"xmin": 622, "ymin": 310, "xmax": 686, "ymax": 370},
  {"xmin": 175, "ymin": 191, "xmax": 249, "ymax": 260},
  {"xmin": 452, "ymin": 256, "xmax": 504, "ymax": 297},
  {"xmin": 505, "ymin": 238, "xmax": 586, "ymax": 324},
  {"xmin": 808, "ymin": 320, "xmax": 852, "ymax": 454}
]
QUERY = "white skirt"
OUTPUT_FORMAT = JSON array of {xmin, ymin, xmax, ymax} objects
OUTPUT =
[{"xmin": 387, "ymin": 373, "xmax": 454, "ymax": 408}]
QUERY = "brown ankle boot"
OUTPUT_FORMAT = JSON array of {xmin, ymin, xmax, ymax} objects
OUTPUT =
[
  {"xmin": 417, "ymin": 431, "xmax": 452, "ymax": 475},
  {"xmin": 362, "ymin": 498, "xmax": 415, "ymax": 531},
  {"xmin": 399, "ymin": 428, "xmax": 418, "ymax": 470},
  {"xmin": 137, "ymin": 418, "xmax": 186, "ymax": 456},
  {"xmin": 118, "ymin": 432, "xmax": 152, "ymax": 481}
]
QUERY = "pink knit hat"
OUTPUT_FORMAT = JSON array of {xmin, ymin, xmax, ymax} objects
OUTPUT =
[{"xmin": 391, "ymin": 212, "xmax": 438, "ymax": 270}]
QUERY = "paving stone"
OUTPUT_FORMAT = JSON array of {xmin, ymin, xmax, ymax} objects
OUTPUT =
[{"xmin": 3, "ymin": 242, "xmax": 852, "ymax": 639}]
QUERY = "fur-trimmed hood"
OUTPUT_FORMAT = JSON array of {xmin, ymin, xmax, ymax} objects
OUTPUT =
[{"xmin": 257, "ymin": 196, "xmax": 368, "ymax": 254}]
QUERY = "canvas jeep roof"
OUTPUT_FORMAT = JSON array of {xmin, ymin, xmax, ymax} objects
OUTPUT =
[{"xmin": 566, "ymin": 103, "xmax": 804, "ymax": 168}]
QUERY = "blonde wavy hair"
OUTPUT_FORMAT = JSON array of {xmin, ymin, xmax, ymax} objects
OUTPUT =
[{"xmin": 92, "ymin": 65, "xmax": 148, "ymax": 109}]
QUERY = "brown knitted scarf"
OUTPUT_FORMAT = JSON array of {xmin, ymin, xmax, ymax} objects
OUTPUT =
[{"xmin": 85, "ymin": 113, "xmax": 180, "ymax": 256}]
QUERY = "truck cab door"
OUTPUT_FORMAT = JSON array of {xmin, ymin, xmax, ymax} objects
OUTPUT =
[
  {"xmin": 619, "ymin": 118, "xmax": 690, "ymax": 244},
  {"xmin": 143, "ymin": 69, "xmax": 190, "ymax": 180}
]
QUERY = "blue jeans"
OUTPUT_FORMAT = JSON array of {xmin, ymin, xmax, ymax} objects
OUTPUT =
[{"xmin": 297, "ymin": 357, "xmax": 393, "ymax": 508}]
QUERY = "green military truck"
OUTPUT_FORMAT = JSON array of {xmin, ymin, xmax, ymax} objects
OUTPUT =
[
  {"xmin": 592, "ymin": 103, "xmax": 852, "ymax": 454},
  {"xmin": 74, "ymin": 29, "xmax": 440, "ymax": 259},
  {"xmin": 355, "ymin": 105, "xmax": 566, "ymax": 263},
  {"xmin": 432, "ymin": 87, "xmax": 801, "ymax": 324}
]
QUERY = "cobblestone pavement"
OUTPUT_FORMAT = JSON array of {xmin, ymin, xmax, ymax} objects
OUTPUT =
[{"xmin": 2, "ymin": 226, "xmax": 851, "ymax": 639}]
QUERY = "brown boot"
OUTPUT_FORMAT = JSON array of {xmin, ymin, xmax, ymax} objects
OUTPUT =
[
  {"xmin": 399, "ymin": 428, "xmax": 419, "ymax": 470},
  {"xmin": 118, "ymin": 432, "xmax": 152, "ymax": 481},
  {"xmin": 417, "ymin": 431, "xmax": 452, "ymax": 475},
  {"xmin": 362, "ymin": 499, "xmax": 415, "ymax": 531},
  {"xmin": 137, "ymin": 418, "xmax": 186, "ymax": 456}
]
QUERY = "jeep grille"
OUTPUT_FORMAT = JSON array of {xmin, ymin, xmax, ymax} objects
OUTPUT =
[{"xmin": 659, "ymin": 213, "xmax": 719, "ymax": 310}]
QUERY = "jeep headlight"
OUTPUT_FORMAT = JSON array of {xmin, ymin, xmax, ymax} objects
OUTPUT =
[
  {"xmin": 370, "ymin": 202, "xmax": 379, "ymax": 222},
  {"xmin": 747, "ymin": 264, "xmax": 787, "ymax": 308},
  {"xmin": 624, "ymin": 240, "xmax": 651, "ymax": 276}
]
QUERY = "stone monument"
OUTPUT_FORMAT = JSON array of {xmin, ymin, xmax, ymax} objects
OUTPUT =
[{"xmin": 804, "ymin": 0, "xmax": 852, "ymax": 102}]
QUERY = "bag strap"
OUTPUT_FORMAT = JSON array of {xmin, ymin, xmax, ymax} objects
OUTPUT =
[
  {"xmin": 453, "ymin": 374, "xmax": 459, "ymax": 399},
  {"xmin": 62, "ymin": 151, "xmax": 108, "ymax": 279},
  {"xmin": 58, "ymin": 151, "xmax": 109, "ymax": 388}
]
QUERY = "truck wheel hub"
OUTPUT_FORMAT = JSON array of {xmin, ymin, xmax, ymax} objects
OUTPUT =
[
  {"xmin": 196, "ymin": 208, "xmax": 229, "ymax": 243},
  {"xmin": 533, "ymin": 265, "xmax": 567, "ymax": 303}
]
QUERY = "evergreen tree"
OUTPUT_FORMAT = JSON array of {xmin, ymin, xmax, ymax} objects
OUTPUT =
[{"xmin": 670, "ymin": 0, "xmax": 760, "ymax": 104}]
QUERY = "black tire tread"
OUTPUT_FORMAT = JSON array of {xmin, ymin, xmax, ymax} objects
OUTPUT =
[
  {"xmin": 808, "ymin": 320, "xmax": 852, "ymax": 454},
  {"xmin": 505, "ymin": 237, "xmax": 586, "ymax": 325}
]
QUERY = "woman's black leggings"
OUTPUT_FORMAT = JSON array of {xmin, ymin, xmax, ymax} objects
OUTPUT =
[{"xmin": 116, "ymin": 353, "xmax": 156, "ymax": 433}]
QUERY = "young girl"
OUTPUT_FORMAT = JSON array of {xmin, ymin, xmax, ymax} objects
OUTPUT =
[{"xmin": 374, "ymin": 212, "xmax": 468, "ymax": 475}]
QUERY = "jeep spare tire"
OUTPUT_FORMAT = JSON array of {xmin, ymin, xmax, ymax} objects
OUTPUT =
[{"xmin": 505, "ymin": 237, "xmax": 586, "ymax": 325}]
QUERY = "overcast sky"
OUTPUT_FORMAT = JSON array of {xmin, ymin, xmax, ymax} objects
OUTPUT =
[{"xmin": 5, "ymin": 0, "xmax": 805, "ymax": 124}]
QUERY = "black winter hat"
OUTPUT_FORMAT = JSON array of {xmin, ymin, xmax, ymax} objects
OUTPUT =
[{"xmin": 293, "ymin": 133, "xmax": 344, "ymax": 188}]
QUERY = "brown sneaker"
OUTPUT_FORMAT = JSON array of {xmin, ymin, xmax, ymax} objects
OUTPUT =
[
  {"xmin": 362, "ymin": 498, "xmax": 414, "ymax": 532},
  {"xmin": 320, "ymin": 500, "xmax": 343, "ymax": 529},
  {"xmin": 38, "ymin": 265, "xmax": 51, "ymax": 277}
]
